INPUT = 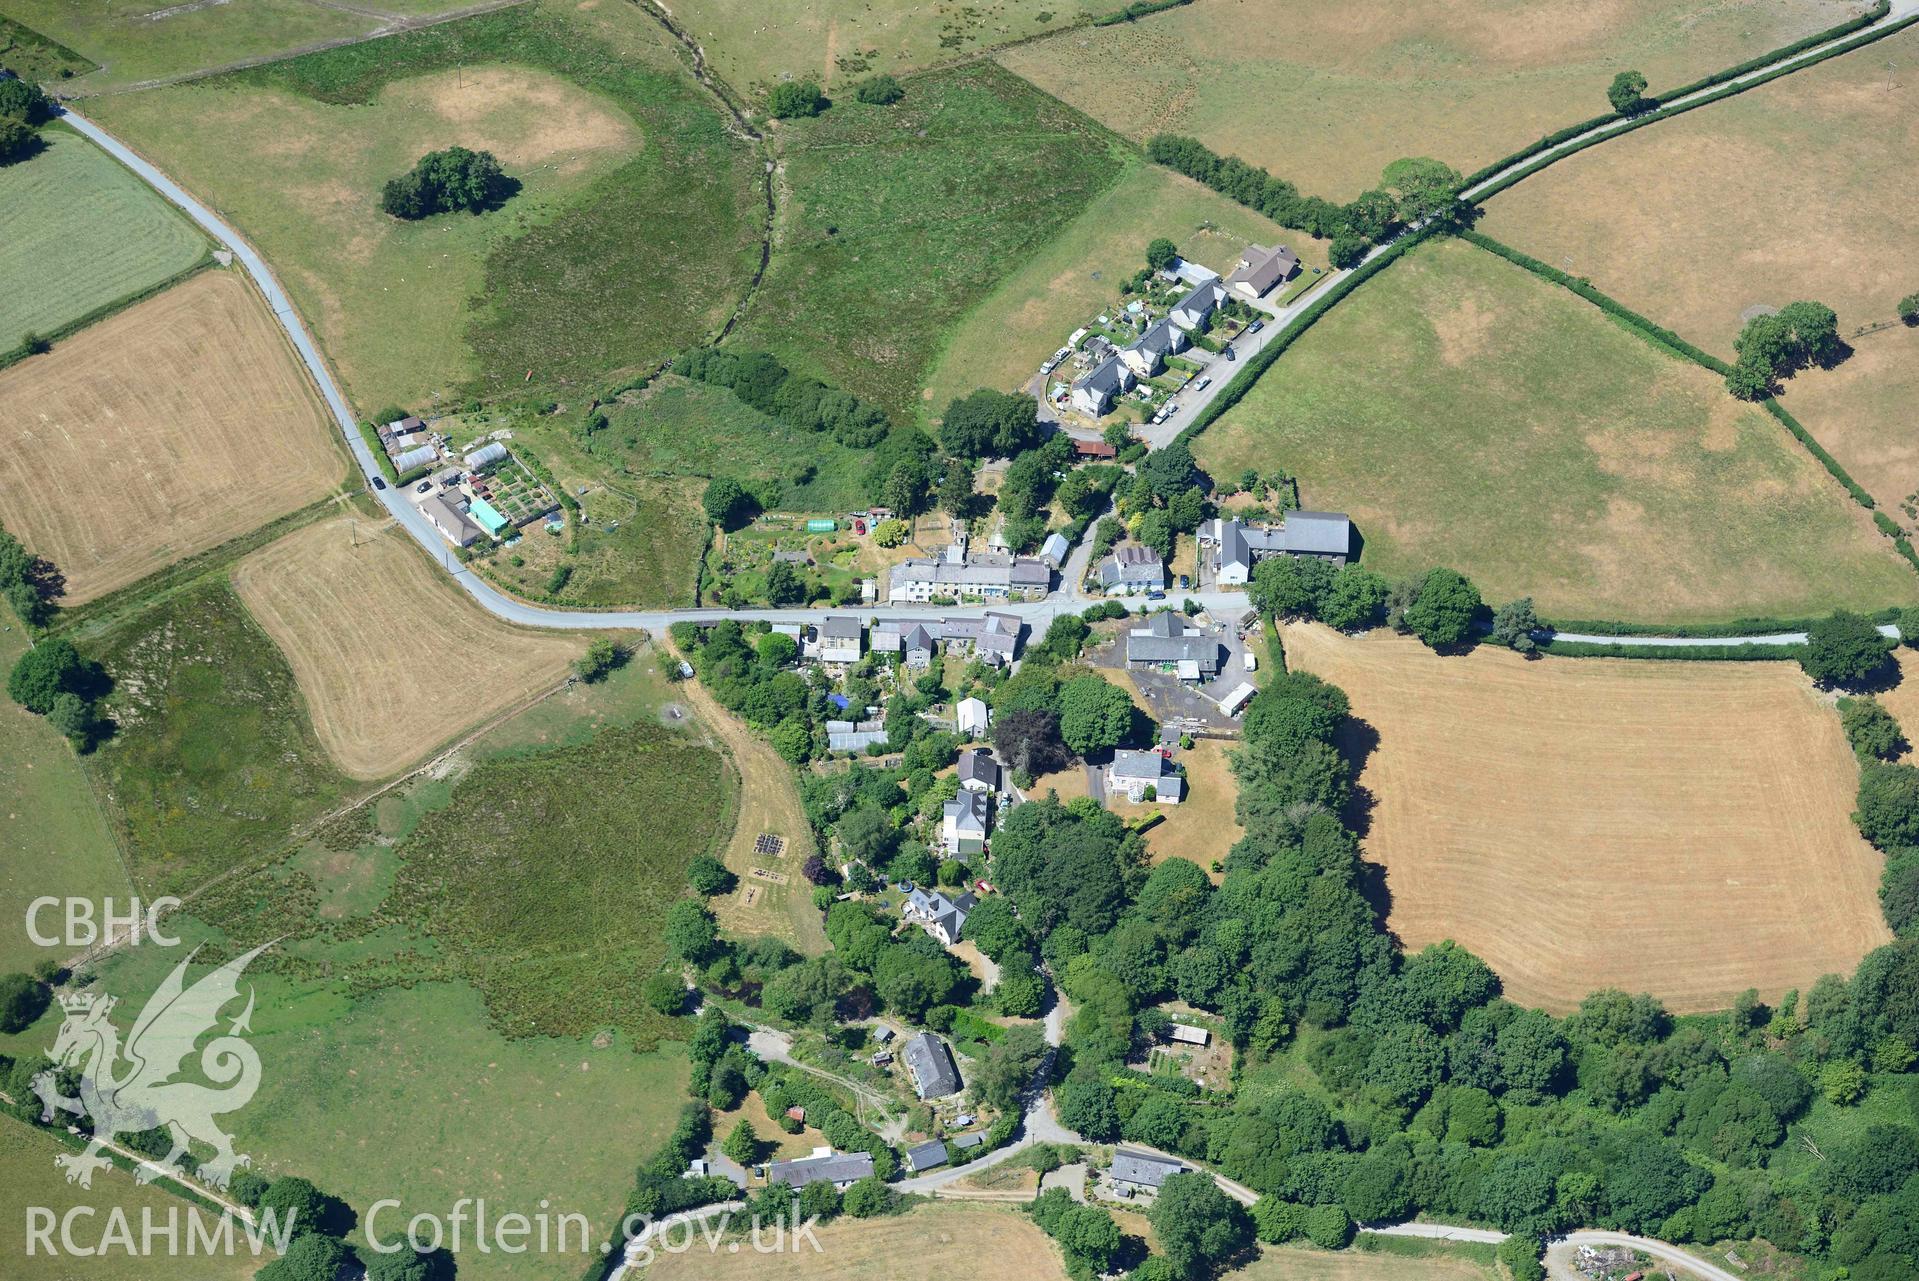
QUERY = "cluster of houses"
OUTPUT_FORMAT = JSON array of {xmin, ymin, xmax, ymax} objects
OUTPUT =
[
  {"xmin": 774, "ymin": 613, "xmax": 1026, "ymax": 684},
  {"xmin": 1067, "ymin": 244, "xmax": 1302, "ymax": 418},
  {"xmin": 888, "ymin": 537, "xmax": 1053, "ymax": 604}
]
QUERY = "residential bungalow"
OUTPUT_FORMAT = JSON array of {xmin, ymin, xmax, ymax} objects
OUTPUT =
[
  {"xmin": 889, "ymin": 547, "xmax": 1051, "ymax": 604},
  {"xmin": 1170, "ymin": 281, "xmax": 1225, "ymax": 332},
  {"xmin": 957, "ymin": 748, "xmax": 1002, "ymax": 794},
  {"xmin": 956, "ymin": 696, "xmax": 990, "ymax": 737},
  {"xmin": 1126, "ymin": 612, "xmax": 1223, "ymax": 680},
  {"xmin": 1070, "ymin": 356, "xmax": 1136, "ymax": 417},
  {"xmin": 1111, "ymin": 1150, "xmax": 1187, "ymax": 1196},
  {"xmin": 904, "ymin": 1032, "xmax": 963, "ymax": 1100},
  {"xmin": 817, "ymin": 616, "xmax": 865, "ymax": 664},
  {"xmin": 1110, "ymin": 749, "xmax": 1184, "ymax": 804},
  {"xmin": 422, "ymin": 493, "xmax": 483, "ymax": 548},
  {"xmin": 1225, "ymin": 244, "xmax": 1300, "ymax": 300},
  {"xmin": 1040, "ymin": 531, "xmax": 1072, "ymax": 569},
  {"xmin": 1096, "ymin": 543, "xmax": 1165, "ymax": 595},
  {"xmin": 764, "ymin": 1148, "xmax": 875, "ymax": 1191},
  {"xmin": 903, "ymin": 1140, "xmax": 951, "ymax": 1174},
  {"xmin": 1119, "ymin": 318, "xmax": 1188, "ymax": 379},
  {"xmin": 942, "ymin": 789, "xmax": 990, "ymax": 856},
  {"xmin": 902, "ymin": 886, "xmax": 978, "ymax": 946}
]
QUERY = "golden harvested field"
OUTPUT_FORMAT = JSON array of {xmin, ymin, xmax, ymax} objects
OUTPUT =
[
  {"xmin": 1283, "ymin": 622, "xmax": 1891, "ymax": 1014},
  {"xmin": 0, "ymin": 269, "xmax": 343, "ymax": 603},
  {"xmin": 1239, "ymin": 1242, "xmax": 1494, "ymax": 1281},
  {"xmin": 997, "ymin": 0, "xmax": 1854, "ymax": 200},
  {"xmin": 644, "ymin": 1203, "xmax": 1068, "ymax": 1281},
  {"xmin": 1480, "ymin": 28, "xmax": 1919, "ymax": 509},
  {"xmin": 230, "ymin": 517, "xmax": 585, "ymax": 779}
]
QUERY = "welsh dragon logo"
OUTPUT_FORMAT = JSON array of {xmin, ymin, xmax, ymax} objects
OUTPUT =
[{"xmin": 33, "ymin": 944, "xmax": 269, "ymax": 1190}]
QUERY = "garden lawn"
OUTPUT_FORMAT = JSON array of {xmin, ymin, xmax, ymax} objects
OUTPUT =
[
  {"xmin": 1193, "ymin": 237, "xmax": 1916, "ymax": 624},
  {"xmin": 0, "ymin": 602, "xmax": 127, "ymax": 974},
  {"xmin": 732, "ymin": 60, "xmax": 1126, "ymax": 420},
  {"xmin": 85, "ymin": 0, "xmax": 762, "ymax": 412},
  {"xmin": 83, "ymin": 579, "xmax": 354, "ymax": 897},
  {"xmin": 925, "ymin": 158, "xmax": 1326, "ymax": 412},
  {"xmin": 0, "ymin": 126, "xmax": 206, "ymax": 354},
  {"xmin": 998, "ymin": 0, "xmax": 1856, "ymax": 200},
  {"xmin": 1478, "ymin": 27, "xmax": 1919, "ymax": 515}
]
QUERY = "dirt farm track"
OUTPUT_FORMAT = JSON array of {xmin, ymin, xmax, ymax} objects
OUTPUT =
[
  {"xmin": 232, "ymin": 518, "xmax": 586, "ymax": 780},
  {"xmin": 1284, "ymin": 623, "xmax": 1891, "ymax": 1013},
  {"xmin": 0, "ymin": 269, "xmax": 344, "ymax": 604}
]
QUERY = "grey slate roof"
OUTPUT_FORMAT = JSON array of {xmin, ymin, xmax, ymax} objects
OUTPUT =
[
  {"xmin": 1137, "ymin": 318, "xmax": 1183, "ymax": 357},
  {"xmin": 904, "ymin": 1140, "xmax": 950, "ymax": 1173},
  {"xmin": 951, "ymin": 1131, "xmax": 986, "ymax": 1150},
  {"xmin": 943, "ymin": 790, "xmax": 989, "ymax": 838},
  {"xmin": 1280, "ymin": 511, "xmax": 1353, "ymax": 557},
  {"xmin": 1111, "ymin": 750, "xmax": 1169, "ymax": 783},
  {"xmin": 1111, "ymin": 1149, "xmax": 1185, "ymax": 1189},
  {"xmin": 904, "ymin": 1032, "xmax": 962, "ymax": 1099},
  {"xmin": 1226, "ymin": 244, "xmax": 1299, "ymax": 296},
  {"xmin": 765, "ymin": 1150, "xmax": 875, "ymax": 1189},
  {"xmin": 1127, "ymin": 614, "xmax": 1223, "ymax": 675},
  {"xmin": 957, "ymin": 748, "xmax": 1001, "ymax": 791},
  {"xmin": 1098, "ymin": 543, "xmax": 1164, "ymax": 589},
  {"xmin": 1076, "ymin": 355, "xmax": 1132, "ymax": 397},
  {"xmin": 820, "ymin": 616, "xmax": 864, "ymax": 640}
]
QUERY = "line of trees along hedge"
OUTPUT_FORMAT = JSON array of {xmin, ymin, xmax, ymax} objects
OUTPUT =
[
  {"xmin": 1007, "ymin": 652, "xmax": 1919, "ymax": 1279},
  {"xmin": 1093, "ymin": 0, "xmax": 1191, "ymax": 24},
  {"xmin": 1459, "ymin": 233, "xmax": 1896, "ymax": 535},
  {"xmin": 1467, "ymin": 8, "xmax": 1917, "ymax": 203}
]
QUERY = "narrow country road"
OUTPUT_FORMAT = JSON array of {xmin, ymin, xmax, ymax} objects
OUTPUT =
[{"xmin": 54, "ymin": 36, "xmax": 1917, "ymax": 650}]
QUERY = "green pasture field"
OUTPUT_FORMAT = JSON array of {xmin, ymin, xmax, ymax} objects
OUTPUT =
[
  {"xmin": 0, "ymin": 662, "xmax": 719, "ymax": 1281},
  {"xmin": 0, "ymin": 13, "xmax": 95, "ymax": 81},
  {"xmin": 81, "ymin": 579, "xmax": 353, "ymax": 898},
  {"xmin": 0, "ymin": 603, "xmax": 128, "ymax": 974},
  {"xmin": 997, "ymin": 0, "xmax": 1858, "ymax": 200},
  {"xmin": 1192, "ymin": 237, "xmax": 1918, "ymax": 624},
  {"xmin": 925, "ymin": 158, "xmax": 1324, "ymax": 411},
  {"xmin": 0, "ymin": 126, "xmax": 207, "ymax": 354},
  {"xmin": 0, "ymin": 0, "xmax": 495, "ymax": 94},
  {"xmin": 666, "ymin": 0, "xmax": 1107, "ymax": 100},
  {"xmin": 1477, "ymin": 27, "xmax": 1919, "ymax": 515},
  {"xmin": 731, "ymin": 60, "xmax": 1125, "ymax": 419},
  {"xmin": 86, "ymin": 0, "xmax": 762, "ymax": 413},
  {"xmin": 0, "ymin": 1120, "xmax": 260, "ymax": 1280}
]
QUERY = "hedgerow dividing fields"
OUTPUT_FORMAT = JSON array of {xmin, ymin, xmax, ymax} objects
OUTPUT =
[
  {"xmin": 1285, "ymin": 622, "xmax": 1890, "ymax": 1014},
  {"xmin": 0, "ymin": 269, "xmax": 344, "ymax": 604},
  {"xmin": 0, "ymin": 126, "xmax": 206, "ymax": 355},
  {"xmin": 1191, "ymin": 237, "xmax": 1916, "ymax": 624},
  {"xmin": 1478, "ymin": 27, "xmax": 1919, "ymax": 514},
  {"xmin": 732, "ymin": 60, "xmax": 1127, "ymax": 419}
]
